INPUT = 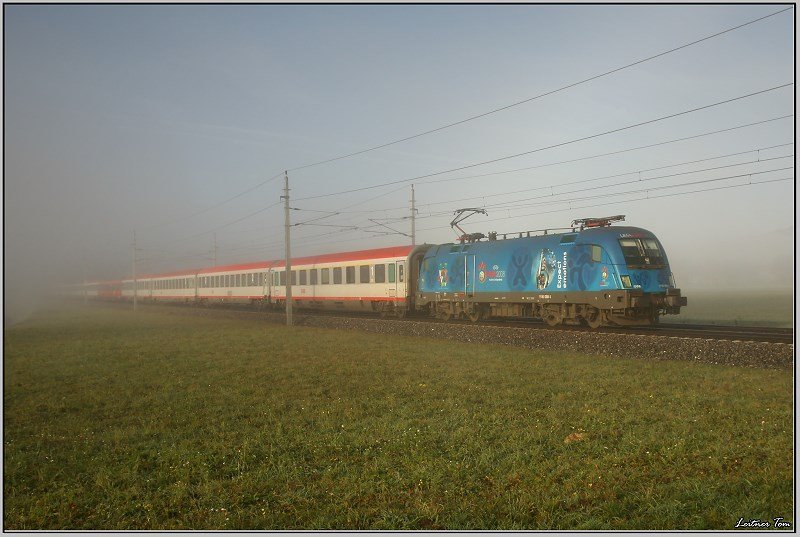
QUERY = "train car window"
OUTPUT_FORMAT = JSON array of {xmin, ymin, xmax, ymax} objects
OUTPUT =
[
  {"xmin": 592, "ymin": 245, "xmax": 602, "ymax": 263},
  {"xmin": 271, "ymin": 272, "xmax": 278, "ymax": 286},
  {"xmin": 374, "ymin": 264, "xmax": 386, "ymax": 283},
  {"xmin": 300, "ymin": 270, "xmax": 307, "ymax": 285},
  {"xmin": 560, "ymin": 234, "xmax": 577, "ymax": 244},
  {"xmin": 333, "ymin": 267, "xmax": 342, "ymax": 284},
  {"xmin": 291, "ymin": 271, "xmax": 297, "ymax": 286},
  {"xmin": 359, "ymin": 265, "xmax": 370, "ymax": 283},
  {"xmin": 345, "ymin": 266, "xmax": 355, "ymax": 284},
  {"xmin": 388, "ymin": 264, "xmax": 396, "ymax": 283},
  {"xmin": 310, "ymin": 269, "xmax": 318, "ymax": 285},
  {"xmin": 257, "ymin": 273, "xmax": 263, "ymax": 286},
  {"xmin": 398, "ymin": 264, "xmax": 404, "ymax": 283},
  {"xmin": 321, "ymin": 268, "xmax": 330, "ymax": 284},
  {"xmin": 279, "ymin": 271, "xmax": 286, "ymax": 286}
]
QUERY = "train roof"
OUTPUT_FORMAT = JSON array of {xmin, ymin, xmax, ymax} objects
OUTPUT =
[{"xmin": 120, "ymin": 245, "xmax": 414, "ymax": 281}]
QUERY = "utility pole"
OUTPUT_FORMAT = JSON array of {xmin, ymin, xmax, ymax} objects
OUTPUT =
[
  {"xmin": 83, "ymin": 250, "xmax": 88, "ymax": 306},
  {"xmin": 132, "ymin": 230, "xmax": 138, "ymax": 312},
  {"xmin": 282, "ymin": 171, "xmax": 293, "ymax": 326},
  {"xmin": 213, "ymin": 233, "xmax": 218, "ymax": 267},
  {"xmin": 411, "ymin": 184, "xmax": 417, "ymax": 246}
]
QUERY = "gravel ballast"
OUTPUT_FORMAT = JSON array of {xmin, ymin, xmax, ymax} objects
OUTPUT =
[{"xmin": 166, "ymin": 305, "xmax": 793, "ymax": 370}]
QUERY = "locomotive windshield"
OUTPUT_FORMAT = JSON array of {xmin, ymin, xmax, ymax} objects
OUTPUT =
[{"xmin": 619, "ymin": 238, "xmax": 665, "ymax": 267}]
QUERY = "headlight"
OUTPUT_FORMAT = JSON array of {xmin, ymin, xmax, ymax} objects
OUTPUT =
[{"xmin": 620, "ymin": 275, "xmax": 632, "ymax": 288}]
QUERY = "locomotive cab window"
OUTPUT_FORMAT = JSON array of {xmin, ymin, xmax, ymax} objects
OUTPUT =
[{"xmin": 619, "ymin": 238, "xmax": 665, "ymax": 267}]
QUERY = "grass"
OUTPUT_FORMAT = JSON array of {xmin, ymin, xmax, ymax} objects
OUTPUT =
[
  {"xmin": 671, "ymin": 289, "xmax": 793, "ymax": 327},
  {"xmin": 3, "ymin": 304, "xmax": 794, "ymax": 530}
]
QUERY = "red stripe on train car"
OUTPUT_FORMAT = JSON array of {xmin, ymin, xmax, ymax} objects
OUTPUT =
[
  {"xmin": 189, "ymin": 295, "xmax": 407, "ymax": 301},
  {"xmin": 121, "ymin": 245, "xmax": 414, "ymax": 281},
  {"xmin": 196, "ymin": 245, "xmax": 414, "ymax": 275}
]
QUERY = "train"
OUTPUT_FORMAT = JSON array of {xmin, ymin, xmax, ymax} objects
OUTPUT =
[{"xmin": 75, "ymin": 216, "xmax": 687, "ymax": 328}]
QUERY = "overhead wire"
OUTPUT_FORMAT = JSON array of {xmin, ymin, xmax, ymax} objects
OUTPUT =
[
  {"xmin": 324, "ymin": 139, "xmax": 794, "ymax": 214},
  {"xmin": 421, "ymin": 153, "xmax": 795, "ymax": 215},
  {"xmin": 129, "ymin": 8, "xmax": 794, "ymax": 264},
  {"xmin": 294, "ymin": 83, "xmax": 793, "ymax": 201},
  {"xmin": 284, "ymin": 6, "xmax": 793, "ymax": 173},
  {"xmin": 414, "ymin": 175, "xmax": 793, "ymax": 233}
]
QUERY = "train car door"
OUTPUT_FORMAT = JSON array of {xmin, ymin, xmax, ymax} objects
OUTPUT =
[
  {"xmin": 465, "ymin": 255, "xmax": 476, "ymax": 297},
  {"xmin": 387, "ymin": 262, "xmax": 397, "ymax": 297},
  {"xmin": 396, "ymin": 261, "xmax": 406, "ymax": 299}
]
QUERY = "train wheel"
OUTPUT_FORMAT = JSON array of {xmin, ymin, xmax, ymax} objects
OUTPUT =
[
  {"xmin": 584, "ymin": 307, "xmax": 605, "ymax": 329},
  {"xmin": 467, "ymin": 307, "xmax": 483, "ymax": 323},
  {"xmin": 544, "ymin": 312, "xmax": 562, "ymax": 327}
]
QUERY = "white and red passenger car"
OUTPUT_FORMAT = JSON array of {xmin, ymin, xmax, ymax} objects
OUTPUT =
[{"xmin": 118, "ymin": 245, "xmax": 415, "ymax": 315}]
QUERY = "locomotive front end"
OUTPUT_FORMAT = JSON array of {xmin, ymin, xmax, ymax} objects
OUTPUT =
[{"xmin": 608, "ymin": 228, "xmax": 687, "ymax": 323}]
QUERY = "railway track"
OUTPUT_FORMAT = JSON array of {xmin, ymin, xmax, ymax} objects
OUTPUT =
[{"xmin": 104, "ymin": 300, "xmax": 793, "ymax": 345}]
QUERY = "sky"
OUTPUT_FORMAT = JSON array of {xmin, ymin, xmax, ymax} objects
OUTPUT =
[{"xmin": 3, "ymin": 4, "xmax": 795, "ymax": 320}]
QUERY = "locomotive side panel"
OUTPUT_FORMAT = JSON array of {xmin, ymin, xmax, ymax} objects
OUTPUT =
[{"xmin": 415, "ymin": 226, "xmax": 685, "ymax": 326}]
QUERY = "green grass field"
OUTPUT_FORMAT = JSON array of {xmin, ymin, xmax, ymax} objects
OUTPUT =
[
  {"xmin": 3, "ymin": 305, "xmax": 793, "ymax": 530},
  {"xmin": 671, "ymin": 289, "xmax": 793, "ymax": 327}
]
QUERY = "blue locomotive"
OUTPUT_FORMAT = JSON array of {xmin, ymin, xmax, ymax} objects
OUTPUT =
[{"xmin": 413, "ymin": 216, "xmax": 687, "ymax": 327}]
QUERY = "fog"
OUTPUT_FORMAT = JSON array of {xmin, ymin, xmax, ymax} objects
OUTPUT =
[{"xmin": 4, "ymin": 5, "xmax": 795, "ymax": 324}]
